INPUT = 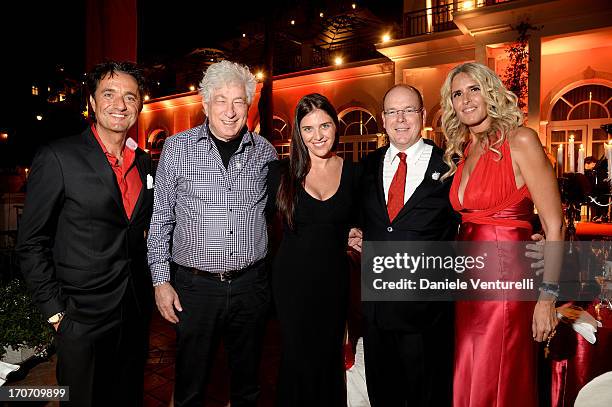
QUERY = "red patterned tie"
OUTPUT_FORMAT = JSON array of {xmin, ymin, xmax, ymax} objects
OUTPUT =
[{"xmin": 387, "ymin": 152, "xmax": 407, "ymax": 222}]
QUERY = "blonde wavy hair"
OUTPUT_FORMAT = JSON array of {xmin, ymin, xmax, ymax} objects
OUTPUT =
[{"xmin": 440, "ymin": 62, "xmax": 524, "ymax": 180}]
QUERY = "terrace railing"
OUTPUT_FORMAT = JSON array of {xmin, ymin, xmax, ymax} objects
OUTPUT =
[{"xmin": 402, "ymin": 0, "xmax": 515, "ymax": 38}]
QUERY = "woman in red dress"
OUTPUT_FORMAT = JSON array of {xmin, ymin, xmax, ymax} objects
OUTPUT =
[{"xmin": 440, "ymin": 62, "xmax": 565, "ymax": 407}]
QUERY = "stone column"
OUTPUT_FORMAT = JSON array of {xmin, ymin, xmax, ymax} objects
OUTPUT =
[
  {"xmin": 475, "ymin": 39, "xmax": 487, "ymax": 65},
  {"xmin": 528, "ymin": 34, "xmax": 543, "ymax": 142}
]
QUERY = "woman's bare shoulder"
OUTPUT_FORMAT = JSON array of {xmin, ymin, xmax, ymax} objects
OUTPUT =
[{"xmin": 508, "ymin": 126, "xmax": 541, "ymax": 153}]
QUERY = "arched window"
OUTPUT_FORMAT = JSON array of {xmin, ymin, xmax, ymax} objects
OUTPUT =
[
  {"xmin": 336, "ymin": 107, "xmax": 383, "ymax": 161},
  {"xmin": 551, "ymin": 85, "xmax": 612, "ymax": 121},
  {"xmin": 255, "ymin": 116, "xmax": 292, "ymax": 158},
  {"xmin": 548, "ymin": 84, "xmax": 612, "ymax": 168},
  {"xmin": 338, "ymin": 108, "xmax": 378, "ymax": 137},
  {"xmin": 272, "ymin": 116, "xmax": 291, "ymax": 141},
  {"xmin": 147, "ymin": 129, "xmax": 169, "ymax": 162},
  {"xmin": 255, "ymin": 116, "xmax": 291, "ymax": 140}
]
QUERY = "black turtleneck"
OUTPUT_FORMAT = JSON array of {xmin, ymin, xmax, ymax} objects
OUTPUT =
[{"xmin": 209, "ymin": 126, "xmax": 247, "ymax": 168}]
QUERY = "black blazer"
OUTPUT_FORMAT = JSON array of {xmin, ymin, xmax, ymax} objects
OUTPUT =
[
  {"xmin": 16, "ymin": 127, "xmax": 154, "ymax": 324},
  {"xmin": 359, "ymin": 139, "xmax": 459, "ymax": 331}
]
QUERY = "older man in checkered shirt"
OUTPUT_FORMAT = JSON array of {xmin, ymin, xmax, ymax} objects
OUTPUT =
[{"xmin": 147, "ymin": 60, "xmax": 277, "ymax": 407}]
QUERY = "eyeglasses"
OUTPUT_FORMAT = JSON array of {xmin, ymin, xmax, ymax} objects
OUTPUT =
[{"xmin": 383, "ymin": 107, "xmax": 423, "ymax": 117}]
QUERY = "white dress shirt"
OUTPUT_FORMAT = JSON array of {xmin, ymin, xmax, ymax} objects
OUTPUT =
[{"xmin": 383, "ymin": 138, "xmax": 432, "ymax": 204}]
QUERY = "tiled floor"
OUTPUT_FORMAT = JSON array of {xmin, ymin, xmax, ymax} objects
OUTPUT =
[{"xmin": 7, "ymin": 313, "xmax": 281, "ymax": 407}]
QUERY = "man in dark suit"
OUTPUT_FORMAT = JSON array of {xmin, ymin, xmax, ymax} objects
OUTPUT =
[
  {"xmin": 359, "ymin": 84, "xmax": 458, "ymax": 406},
  {"xmin": 17, "ymin": 61, "xmax": 154, "ymax": 407}
]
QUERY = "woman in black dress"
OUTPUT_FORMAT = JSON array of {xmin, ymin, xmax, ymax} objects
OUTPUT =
[{"xmin": 268, "ymin": 93, "xmax": 358, "ymax": 406}]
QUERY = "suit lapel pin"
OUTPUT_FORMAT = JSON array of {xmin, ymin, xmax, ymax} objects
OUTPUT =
[{"xmin": 431, "ymin": 171, "xmax": 440, "ymax": 181}]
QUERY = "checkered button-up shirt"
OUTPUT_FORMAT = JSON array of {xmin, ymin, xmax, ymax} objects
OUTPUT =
[{"xmin": 147, "ymin": 124, "xmax": 278, "ymax": 285}]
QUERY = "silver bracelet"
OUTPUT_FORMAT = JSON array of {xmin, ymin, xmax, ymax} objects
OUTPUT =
[{"xmin": 538, "ymin": 283, "xmax": 560, "ymax": 298}]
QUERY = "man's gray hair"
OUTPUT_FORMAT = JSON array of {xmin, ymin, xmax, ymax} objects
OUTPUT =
[{"xmin": 198, "ymin": 60, "xmax": 257, "ymax": 104}]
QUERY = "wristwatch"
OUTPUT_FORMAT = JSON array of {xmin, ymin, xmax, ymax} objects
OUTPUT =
[{"xmin": 47, "ymin": 312, "xmax": 65, "ymax": 324}]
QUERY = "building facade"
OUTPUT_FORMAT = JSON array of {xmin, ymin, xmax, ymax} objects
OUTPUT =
[{"xmin": 137, "ymin": 0, "xmax": 612, "ymax": 168}]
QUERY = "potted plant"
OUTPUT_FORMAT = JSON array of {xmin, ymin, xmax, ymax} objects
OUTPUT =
[{"xmin": 0, "ymin": 278, "xmax": 53, "ymax": 364}]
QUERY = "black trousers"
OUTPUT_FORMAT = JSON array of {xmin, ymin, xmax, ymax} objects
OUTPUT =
[
  {"xmin": 173, "ymin": 264, "xmax": 270, "ymax": 407},
  {"xmin": 55, "ymin": 289, "xmax": 149, "ymax": 407},
  {"xmin": 363, "ymin": 317, "xmax": 453, "ymax": 407}
]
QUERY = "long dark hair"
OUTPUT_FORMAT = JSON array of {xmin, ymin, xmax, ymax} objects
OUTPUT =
[{"xmin": 277, "ymin": 93, "xmax": 340, "ymax": 229}]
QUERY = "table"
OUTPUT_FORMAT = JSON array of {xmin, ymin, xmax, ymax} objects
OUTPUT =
[
  {"xmin": 551, "ymin": 303, "xmax": 612, "ymax": 406},
  {"xmin": 575, "ymin": 222, "xmax": 612, "ymax": 239}
]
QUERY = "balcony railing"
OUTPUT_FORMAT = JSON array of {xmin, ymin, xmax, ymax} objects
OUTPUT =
[
  {"xmin": 273, "ymin": 134, "xmax": 387, "ymax": 162},
  {"xmin": 270, "ymin": 41, "xmax": 381, "ymax": 76},
  {"xmin": 402, "ymin": 0, "xmax": 515, "ymax": 38},
  {"xmin": 312, "ymin": 42, "xmax": 380, "ymax": 69}
]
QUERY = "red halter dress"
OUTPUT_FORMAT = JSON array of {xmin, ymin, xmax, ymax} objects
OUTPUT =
[{"xmin": 449, "ymin": 139, "xmax": 539, "ymax": 407}]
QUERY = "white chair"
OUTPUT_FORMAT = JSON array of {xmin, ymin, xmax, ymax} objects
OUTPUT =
[
  {"xmin": 347, "ymin": 337, "xmax": 371, "ymax": 407},
  {"xmin": 574, "ymin": 371, "xmax": 612, "ymax": 407}
]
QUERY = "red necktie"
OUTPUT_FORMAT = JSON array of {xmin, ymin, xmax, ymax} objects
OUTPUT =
[{"xmin": 387, "ymin": 152, "xmax": 407, "ymax": 222}]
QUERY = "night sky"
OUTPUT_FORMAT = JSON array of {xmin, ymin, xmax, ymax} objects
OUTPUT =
[
  {"xmin": 138, "ymin": 1, "xmax": 402, "ymax": 62},
  {"xmin": 0, "ymin": 1, "xmax": 401, "ymax": 167},
  {"xmin": 0, "ymin": 2, "xmax": 86, "ymax": 167}
]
